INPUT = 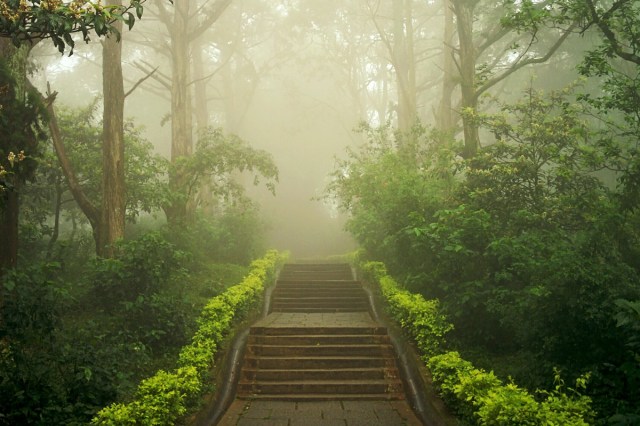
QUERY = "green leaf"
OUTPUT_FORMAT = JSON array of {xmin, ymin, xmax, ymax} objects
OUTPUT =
[{"xmin": 127, "ymin": 12, "xmax": 135, "ymax": 31}]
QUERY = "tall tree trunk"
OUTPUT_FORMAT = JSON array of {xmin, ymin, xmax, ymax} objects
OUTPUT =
[
  {"xmin": 192, "ymin": 39, "xmax": 209, "ymax": 136},
  {"xmin": 192, "ymin": 38, "xmax": 216, "ymax": 215},
  {"xmin": 99, "ymin": 0, "xmax": 126, "ymax": 257},
  {"xmin": 438, "ymin": 0, "xmax": 456, "ymax": 135},
  {"xmin": 165, "ymin": 0, "xmax": 193, "ymax": 227},
  {"xmin": 453, "ymin": 0, "xmax": 479, "ymax": 158},
  {"xmin": 0, "ymin": 190, "xmax": 18, "ymax": 273},
  {"xmin": 393, "ymin": 0, "xmax": 417, "ymax": 134},
  {"xmin": 0, "ymin": 39, "xmax": 16, "ymax": 274}
]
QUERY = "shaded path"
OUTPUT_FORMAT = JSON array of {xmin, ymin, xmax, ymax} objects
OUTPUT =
[
  {"xmin": 217, "ymin": 313, "xmax": 423, "ymax": 425},
  {"xmin": 218, "ymin": 400, "xmax": 421, "ymax": 425},
  {"xmin": 209, "ymin": 263, "xmax": 429, "ymax": 425}
]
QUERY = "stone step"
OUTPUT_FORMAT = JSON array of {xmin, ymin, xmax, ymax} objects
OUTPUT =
[
  {"xmin": 248, "ymin": 334, "xmax": 391, "ymax": 346},
  {"xmin": 241, "ymin": 367, "xmax": 398, "ymax": 381},
  {"xmin": 272, "ymin": 288, "xmax": 366, "ymax": 296},
  {"xmin": 280, "ymin": 263, "xmax": 350, "ymax": 270},
  {"xmin": 248, "ymin": 344, "xmax": 394, "ymax": 357},
  {"xmin": 276, "ymin": 280, "xmax": 362, "ymax": 287},
  {"xmin": 235, "ymin": 392, "xmax": 405, "ymax": 401},
  {"xmin": 236, "ymin": 262, "xmax": 407, "ymax": 404},
  {"xmin": 237, "ymin": 379, "xmax": 404, "ymax": 395},
  {"xmin": 279, "ymin": 274, "xmax": 353, "ymax": 281},
  {"xmin": 243, "ymin": 356, "xmax": 397, "ymax": 370},
  {"xmin": 271, "ymin": 307, "xmax": 369, "ymax": 314},
  {"xmin": 271, "ymin": 299, "xmax": 369, "ymax": 308},
  {"xmin": 250, "ymin": 326, "xmax": 388, "ymax": 336}
]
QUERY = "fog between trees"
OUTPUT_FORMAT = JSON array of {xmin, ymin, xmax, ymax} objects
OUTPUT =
[
  {"xmin": 25, "ymin": 0, "xmax": 594, "ymax": 258},
  {"xmin": 3, "ymin": 0, "xmax": 640, "ymax": 424}
]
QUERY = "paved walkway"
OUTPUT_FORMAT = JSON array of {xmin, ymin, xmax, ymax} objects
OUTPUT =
[
  {"xmin": 215, "ymin": 312, "xmax": 424, "ymax": 425},
  {"xmin": 217, "ymin": 400, "xmax": 423, "ymax": 425},
  {"xmin": 251, "ymin": 312, "xmax": 379, "ymax": 328}
]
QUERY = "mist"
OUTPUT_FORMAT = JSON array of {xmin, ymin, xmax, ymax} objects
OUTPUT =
[
  {"xmin": 4, "ymin": 0, "xmax": 640, "ymax": 424},
  {"xmin": 28, "ymin": 1, "xmax": 385, "ymax": 259}
]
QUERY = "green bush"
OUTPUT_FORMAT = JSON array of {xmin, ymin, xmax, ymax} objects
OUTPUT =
[
  {"xmin": 91, "ymin": 250, "xmax": 286, "ymax": 425},
  {"xmin": 0, "ymin": 263, "xmax": 68, "ymax": 425},
  {"xmin": 164, "ymin": 204, "xmax": 267, "ymax": 266},
  {"xmin": 362, "ymin": 260, "xmax": 594, "ymax": 425},
  {"xmin": 90, "ymin": 232, "xmax": 187, "ymax": 309},
  {"xmin": 361, "ymin": 261, "xmax": 452, "ymax": 359},
  {"xmin": 428, "ymin": 353, "xmax": 593, "ymax": 425}
]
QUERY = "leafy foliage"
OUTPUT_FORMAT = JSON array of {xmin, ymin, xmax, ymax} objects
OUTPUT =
[
  {"xmin": 0, "ymin": 0, "xmax": 151, "ymax": 54},
  {"xmin": 92, "ymin": 250, "xmax": 287, "ymax": 425},
  {"xmin": 48, "ymin": 103, "xmax": 165, "ymax": 222},
  {"xmin": 165, "ymin": 204, "xmax": 268, "ymax": 266},
  {"xmin": 330, "ymin": 86, "xmax": 640, "ymax": 422},
  {"xmin": 0, "ymin": 228, "xmax": 261, "ymax": 425},
  {"xmin": 325, "ymin": 123, "xmax": 459, "ymax": 282},
  {"xmin": 0, "ymin": 56, "xmax": 46, "ymax": 202},
  {"xmin": 360, "ymin": 261, "xmax": 452, "ymax": 360},
  {"xmin": 428, "ymin": 352, "xmax": 594, "ymax": 426},
  {"xmin": 361, "ymin": 259, "xmax": 594, "ymax": 425},
  {"xmin": 170, "ymin": 127, "xmax": 279, "ymax": 209}
]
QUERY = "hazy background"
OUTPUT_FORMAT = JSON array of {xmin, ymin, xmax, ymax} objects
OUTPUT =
[{"xmin": 27, "ymin": 0, "xmax": 588, "ymax": 258}]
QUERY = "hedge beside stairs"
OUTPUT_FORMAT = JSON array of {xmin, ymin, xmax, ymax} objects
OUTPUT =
[
  {"xmin": 360, "ymin": 260, "xmax": 594, "ymax": 426},
  {"xmin": 92, "ymin": 250, "xmax": 287, "ymax": 426}
]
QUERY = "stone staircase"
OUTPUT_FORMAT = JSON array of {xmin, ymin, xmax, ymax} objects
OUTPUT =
[
  {"xmin": 271, "ymin": 263, "xmax": 369, "ymax": 313},
  {"xmin": 236, "ymin": 263, "xmax": 405, "ymax": 401}
]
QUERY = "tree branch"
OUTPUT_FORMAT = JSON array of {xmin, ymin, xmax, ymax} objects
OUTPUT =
[
  {"xmin": 189, "ymin": 0, "xmax": 234, "ymax": 42},
  {"xmin": 124, "ymin": 66, "xmax": 159, "ymax": 98},
  {"xmin": 475, "ymin": 24, "xmax": 576, "ymax": 101},
  {"xmin": 134, "ymin": 60, "xmax": 171, "ymax": 89},
  {"xmin": 585, "ymin": 0, "xmax": 640, "ymax": 65},
  {"xmin": 41, "ymin": 83, "xmax": 100, "ymax": 229}
]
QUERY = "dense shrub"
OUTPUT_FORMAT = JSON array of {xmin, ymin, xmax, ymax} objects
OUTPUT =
[
  {"xmin": 0, "ymin": 263, "xmax": 68, "ymax": 425},
  {"xmin": 361, "ymin": 261, "xmax": 452, "ymax": 360},
  {"xmin": 428, "ymin": 352, "xmax": 594, "ymax": 426},
  {"xmin": 90, "ymin": 232, "xmax": 186, "ymax": 308},
  {"xmin": 329, "ymin": 89, "xmax": 640, "ymax": 421},
  {"xmin": 362, "ymin": 260, "xmax": 594, "ymax": 426},
  {"xmin": 164, "ymin": 203, "xmax": 267, "ymax": 266},
  {"xmin": 92, "ymin": 249, "xmax": 286, "ymax": 425}
]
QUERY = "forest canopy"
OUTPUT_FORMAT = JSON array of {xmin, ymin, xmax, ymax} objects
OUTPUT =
[{"xmin": 1, "ymin": 0, "xmax": 640, "ymax": 424}]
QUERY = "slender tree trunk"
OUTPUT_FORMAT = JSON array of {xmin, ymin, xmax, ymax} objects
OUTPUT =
[
  {"xmin": 393, "ymin": 0, "xmax": 417, "ymax": 134},
  {"xmin": 99, "ymin": 0, "xmax": 126, "ymax": 257},
  {"xmin": 192, "ymin": 39, "xmax": 209, "ymax": 136},
  {"xmin": 0, "ymin": 39, "xmax": 15, "ymax": 274},
  {"xmin": 438, "ymin": 0, "xmax": 456, "ymax": 134},
  {"xmin": 453, "ymin": 0, "xmax": 480, "ymax": 158},
  {"xmin": 46, "ymin": 178, "xmax": 63, "ymax": 259},
  {"xmin": 0, "ymin": 190, "xmax": 19, "ymax": 273},
  {"xmin": 192, "ymin": 39, "xmax": 216, "ymax": 214},
  {"xmin": 165, "ymin": 0, "xmax": 193, "ymax": 227}
]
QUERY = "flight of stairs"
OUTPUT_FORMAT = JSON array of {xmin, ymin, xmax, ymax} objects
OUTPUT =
[
  {"xmin": 271, "ymin": 263, "xmax": 369, "ymax": 313},
  {"xmin": 236, "ymin": 263, "xmax": 405, "ymax": 401}
]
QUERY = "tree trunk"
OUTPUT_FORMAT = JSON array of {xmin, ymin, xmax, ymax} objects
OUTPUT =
[
  {"xmin": 99, "ymin": 0, "xmax": 126, "ymax": 257},
  {"xmin": 192, "ymin": 38, "xmax": 217, "ymax": 215},
  {"xmin": 46, "ymin": 177, "xmax": 64, "ymax": 259},
  {"xmin": 438, "ymin": 0, "xmax": 456, "ymax": 135},
  {"xmin": 0, "ymin": 189, "xmax": 19, "ymax": 273},
  {"xmin": 393, "ymin": 0, "xmax": 418, "ymax": 135},
  {"xmin": 453, "ymin": 0, "xmax": 479, "ymax": 158},
  {"xmin": 192, "ymin": 39, "xmax": 209, "ymax": 136},
  {"xmin": 165, "ymin": 0, "xmax": 193, "ymax": 227},
  {"xmin": 0, "ymin": 39, "xmax": 16, "ymax": 274}
]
